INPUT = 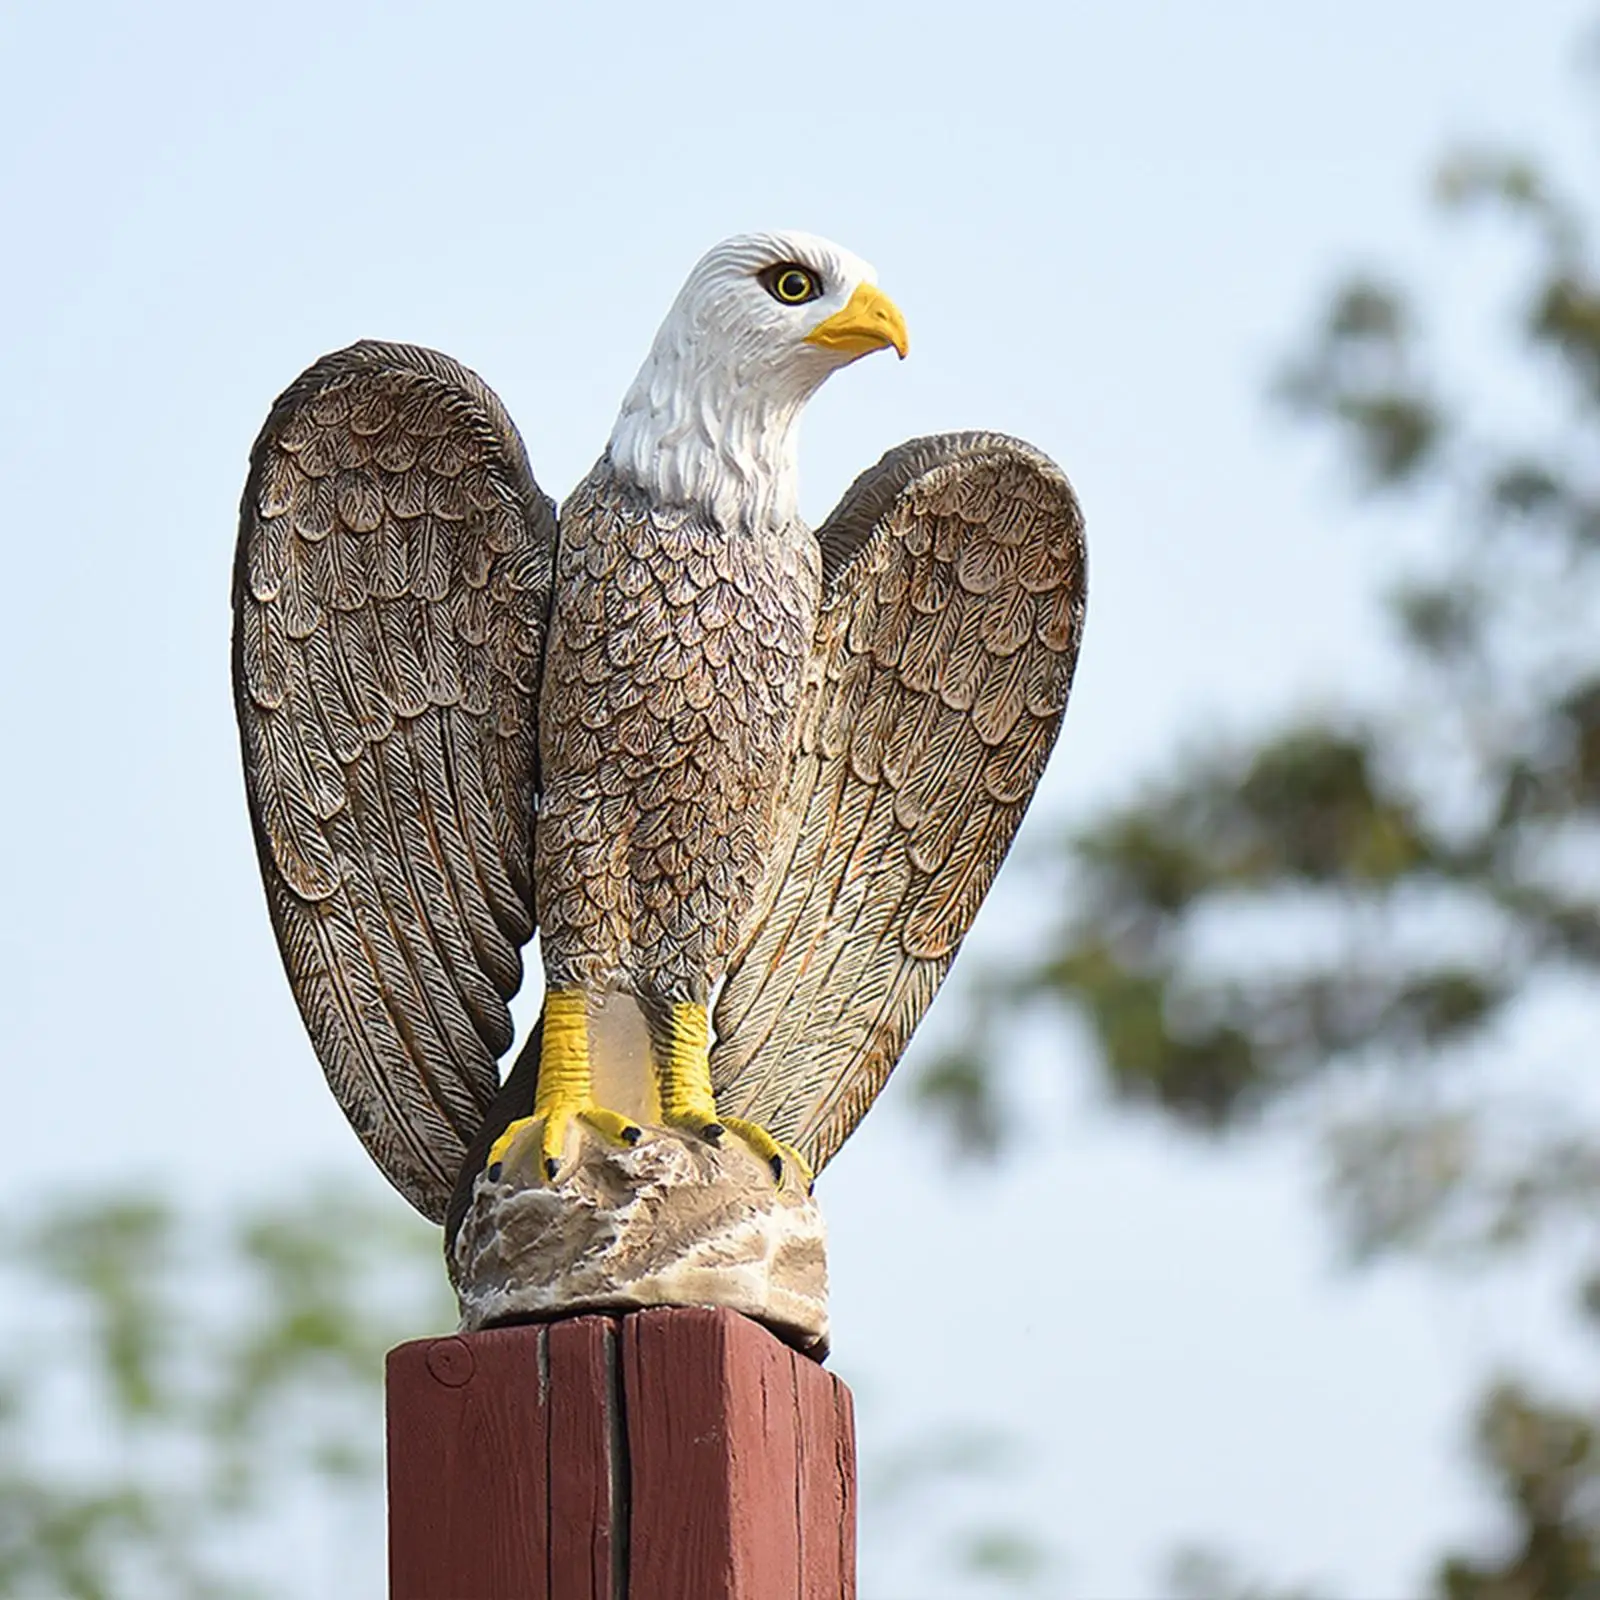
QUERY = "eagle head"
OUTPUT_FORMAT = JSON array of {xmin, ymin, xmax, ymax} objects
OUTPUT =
[{"xmin": 606, "ymin": 231, "xmax": 909, "ymax": 534}]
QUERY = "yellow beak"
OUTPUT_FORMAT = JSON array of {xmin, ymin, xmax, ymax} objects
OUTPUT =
[{"xmin": 804, "ymin": 282, "xmax": 909, "ymax": 361}]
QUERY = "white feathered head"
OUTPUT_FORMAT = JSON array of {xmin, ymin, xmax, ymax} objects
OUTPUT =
[{"xmin": 607, "ymin": 230, "xmax": 908, "ymax": 533}]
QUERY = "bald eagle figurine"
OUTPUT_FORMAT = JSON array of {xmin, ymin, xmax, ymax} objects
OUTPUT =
[{"xmin": 233, "ymin": 232, "xmax": 1086, "ymax": 1244}]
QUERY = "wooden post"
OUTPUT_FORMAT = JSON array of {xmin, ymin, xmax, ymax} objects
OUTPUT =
[{"xmin": 387, "ymin": 1306, "xmax": 856, "ymax": 1599}]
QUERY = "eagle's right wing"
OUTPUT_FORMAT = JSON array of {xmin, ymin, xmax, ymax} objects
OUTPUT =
[
  {"xmin": 233, "ymin": 342, "xmax": 554, "ymax": 1222},
  {"xmin": 711, "ymin": 434, "xmax": 1087, "ymax": 1177}
]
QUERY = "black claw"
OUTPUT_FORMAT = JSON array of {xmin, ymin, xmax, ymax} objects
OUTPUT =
[
  {"xmin": 621, "ymin": 1125, "xmax": 642, "ymax": 1145},
  {"xmin": 769, "ymin": 1154, "xmax": 785, "ymax": 1184},
  {"xmin": 544, "ymin": 1157, "xmax": 560, "ymax": 1182},
  {"xmin": 486, "ymin": 1162, "xmax": 503, "ymax": 1183},
  {"xmin": 701, "ymin": 1122, "xmax": 725, "ymax": 1145}
]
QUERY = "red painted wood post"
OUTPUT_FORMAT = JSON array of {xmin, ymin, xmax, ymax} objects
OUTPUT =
[{"xmin": 387, "ymin": 1307, "xmax": 856, "ymax": 1599}]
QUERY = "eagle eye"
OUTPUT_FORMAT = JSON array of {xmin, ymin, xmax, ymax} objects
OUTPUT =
[{"xmin": 762, "ymin": 264, "xmax": 822, "ymax": 306}]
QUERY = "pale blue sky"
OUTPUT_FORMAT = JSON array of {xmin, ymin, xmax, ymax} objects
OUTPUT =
[{"xmin": 2, "ymin": 2, "xmax": 1594, "ymax": 1595}]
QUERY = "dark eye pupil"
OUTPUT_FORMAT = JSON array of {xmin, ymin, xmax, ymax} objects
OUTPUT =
[{"xmin": 761, "ymin": 263, "xmax": 820, "ymax": 305}]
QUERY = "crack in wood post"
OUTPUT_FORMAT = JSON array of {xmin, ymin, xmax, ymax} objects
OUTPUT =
[{"xmin": 604, "ymin": 1318, "xmax": 630, "ymax": 1600}]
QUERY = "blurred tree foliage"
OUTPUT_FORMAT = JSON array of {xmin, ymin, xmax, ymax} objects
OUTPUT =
[
  {"xmin": 0, "ymin": 1187, "xmax": 450, "ymax": 1599},
  {"xmin": 926, "ymin": 32, "xmax": 1600, "ymax": 1600},
  {"xmin": 0, "ymin": 1188, "xmax": 1049, "ymax": 1599},
  {"xmin": 862, "ymin": 1423, "xmax": 1061, "ymax": 1594}
]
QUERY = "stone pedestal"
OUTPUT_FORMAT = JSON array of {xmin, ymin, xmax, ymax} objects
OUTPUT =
[{"xmin": 449, "ymin": 1123, "xmax": 829, "ymax": 1356}]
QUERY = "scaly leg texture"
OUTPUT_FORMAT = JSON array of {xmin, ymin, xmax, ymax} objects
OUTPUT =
[
  {"xmin": 486, "ymin": 990, "xmax": 642, "ymax": 1182},
  {"xmin": 656, "ymin": 1001, "xmax": 721, "ymax": 1135},
  {"xmin": 654, "ymin": 1001, "xmax": 813, "ymax": 1189}
]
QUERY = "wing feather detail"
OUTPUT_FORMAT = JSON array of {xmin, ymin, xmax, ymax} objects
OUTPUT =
[
  {"xmin": 711, "ymin": 434, "xmax": 1086, "ymax": 1174},
  {"xmin": 233, "ymin": 342, "xmax": 553, "ymax": 1222}
]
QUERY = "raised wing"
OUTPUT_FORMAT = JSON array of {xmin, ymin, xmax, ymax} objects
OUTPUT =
[
  {"xmin": 711, "ymin": 434, "xmax": 1086, "ymax": 1174},
  {"xmin": 233, "ymin": 342, "xmax": 554, "ymax": 1222}
]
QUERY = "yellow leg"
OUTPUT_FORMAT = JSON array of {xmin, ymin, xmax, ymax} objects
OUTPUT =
[
  {"xmin": 657, "ymin": 1002, "xmax": 720, "ymax": 1130},
  {"xmin": 655, "ymin": 1003, "xmax": 812, "ymax": 1190},
  {"xmin": 486, "ymin": 991, "xmax": 642, "ymax": 1183}
]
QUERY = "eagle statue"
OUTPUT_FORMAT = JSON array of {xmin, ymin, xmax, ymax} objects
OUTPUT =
[{"xmin": 232, "ymin": 231, "xmax": 1087, "ymax": 1256}]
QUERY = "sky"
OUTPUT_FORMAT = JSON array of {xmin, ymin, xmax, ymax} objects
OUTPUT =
[{"xmin": 2, "ymin": 1, "xmax": 1596, "ymax": 1595}]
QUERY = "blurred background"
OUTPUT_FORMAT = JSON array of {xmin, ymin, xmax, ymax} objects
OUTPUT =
[{"xmin": 3, "ymin": 2, "xmax": 1598, "ymax": 1595}]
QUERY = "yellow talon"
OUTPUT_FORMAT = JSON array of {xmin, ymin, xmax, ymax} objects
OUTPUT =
[
  {"xmin": 485, "ymin": 1115, "xmax": 536, "ymax": 1174},
  {"xmin": 483, "ymin": 1109, "xmax": 578, "ymax": 1184},
  {"xmin": 483, "ymin": 1105, "xmax": 643, "ymax": 1185},
  {"xmin": 648, "ymin": 1000, "xmax": 810, "ymax": 1189},
  {"xmin": 575, "ymin": 1106, "xmax": 634, "ymax": 1142},
  {"xmin": 719, "ymin": 1116, "xmax": 814, "ymax": 1191},
  {"xmin": 484, "ymin": 992, "xmax": 811, "ymax": 1192},
  {"xmin": 484, "ymin": 990, "xmax": 642, "ymax": 1184}
]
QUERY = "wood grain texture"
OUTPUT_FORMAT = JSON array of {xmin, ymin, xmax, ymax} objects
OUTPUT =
[
  {"xmin": 388, "ymin": 1327, "xmax": 554, "ymax": 1599},
  {"xmin": 387, "ymin": 1309, "xmax": 854, "ymax": 1600},
  {"xmin": 621, "ymin": 1308, "xmax": 854, "ymax": 1600},
  {"xmin": 547, "ymin": 1317, "xmax": 622, "ymax": 1599}
]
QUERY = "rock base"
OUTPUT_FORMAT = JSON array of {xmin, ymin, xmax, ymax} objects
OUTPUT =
[{"xmin": 449, "ymin": 1122, "xmax": 829, "ymax": 1356}]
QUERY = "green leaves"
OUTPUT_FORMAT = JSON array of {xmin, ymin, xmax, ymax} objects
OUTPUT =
[
  {"xmin": 1276, "ymin": 278, "xmax": 1443, "ymax": 488},
  {"xmin": 1438, "ymin": 1384, "xmax": 1600, "ymax": 1600},
  {"xmin": 27, "ymin": 1197, "xmax": 178, "ymax": 1421},
  {"xmin": 1168, "ymin": 1545, "xmax": 1329, "ymax": 1600},
  {"xmin": 1531, "ymin": 273, "xmax": 1600, "ymax": 405},
  {"xmin": 0, "ymin": 1185, "xmax": 449, "ymax": 1599},
  {"xmin": 864, "ymin": 1425, "xmax": 1059, "ymax": 1593},
  {"xmin": 924, "ymin": 714, "xmax": 1508, "ymax": 1140}
]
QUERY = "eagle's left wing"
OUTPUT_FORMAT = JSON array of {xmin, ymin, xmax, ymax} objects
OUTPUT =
[
  {"xmin": 233, "ymin": 342, "xmax": 553, "ymax": 1222},
  {"xmin": 710, "ymin": 434, "xmax": 1087, "ymax": 1175}
]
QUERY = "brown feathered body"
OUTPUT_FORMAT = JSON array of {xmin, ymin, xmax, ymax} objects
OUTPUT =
[{"xmin": 536, "ymin": 466, "xmax": 821, "ymax": 1003}]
